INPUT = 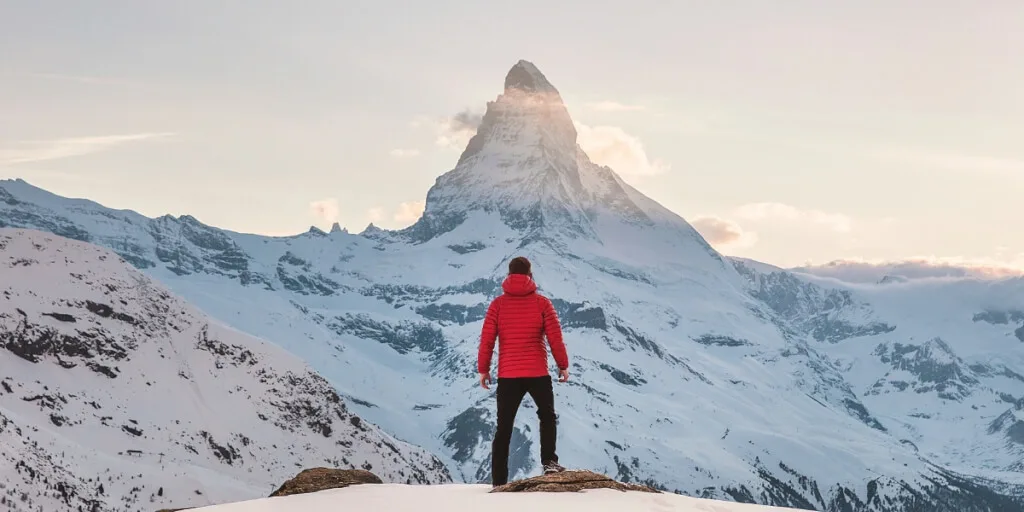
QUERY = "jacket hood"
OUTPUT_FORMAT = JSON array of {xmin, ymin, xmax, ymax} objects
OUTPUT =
[{"xmin": 502, "ymin": 274, "xmax": 537, "ymax": 296}]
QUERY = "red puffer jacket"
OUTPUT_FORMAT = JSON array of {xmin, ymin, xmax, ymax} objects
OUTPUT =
[{"xmin": 478, "ymin": 274, "xmax": 569, "ymax": 378}]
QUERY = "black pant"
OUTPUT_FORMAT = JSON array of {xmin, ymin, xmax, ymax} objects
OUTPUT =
[{"xmin": 491, "ymin": 375, "xmax": 558, "ymax": 486}]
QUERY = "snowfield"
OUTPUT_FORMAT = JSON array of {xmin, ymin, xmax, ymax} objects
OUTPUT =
[{"xmin": 193, "ymin": 484, "xmax": 802, "ymax": 512}]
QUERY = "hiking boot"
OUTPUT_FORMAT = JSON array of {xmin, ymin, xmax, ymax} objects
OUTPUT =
[{"xmin": 542, "ymin": 461, "xmax": 566, "ymax": 474}]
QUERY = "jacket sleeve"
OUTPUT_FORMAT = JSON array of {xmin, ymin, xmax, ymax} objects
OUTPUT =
[
  {"xmin": 541, "ymin": 298, "xmax": 569, "ymax": 370},
  {"xmin": 477, "ymin": 298, "xmax": 499, "ymax": 374}
]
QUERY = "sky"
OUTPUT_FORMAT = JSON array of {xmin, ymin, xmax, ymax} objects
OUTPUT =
[{"xmin": 1, "ymin": 1, "xmax": 1022, "ymax": 272}]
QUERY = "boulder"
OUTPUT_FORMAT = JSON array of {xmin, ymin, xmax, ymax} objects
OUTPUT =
[
  {"xmin": 269, "ymin": 467, "xmax": 383, "ymax": 497},
  {"xmin": 489, "ymin": 470, "xmax": 660, "ymax": 493}
]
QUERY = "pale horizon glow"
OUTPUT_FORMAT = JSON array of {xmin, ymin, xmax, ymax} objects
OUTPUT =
[
  {"xmin": 0, "ymin": 133, "xmax": 175, "ymax": 165},
  {"xmin": 1, "ymin": 1, "xmax": 1022, "ymax": 272}
]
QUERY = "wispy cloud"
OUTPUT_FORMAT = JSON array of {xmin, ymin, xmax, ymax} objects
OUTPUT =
[
  {"xmin": 585, "ymin": 101, "xmax": 646, "ymax": 112},
  {"xmin": 363, "ymin": 200, "xmax": 426, "ymax": 229},
  {"xmin": 11, "ymin": 71, "xmax": 143, "ymax": 88},
  {"xmin": 417, "ymin": 110, "xmax": 484, "ymax": 150},
  {"xmin": 691, "ymin": 215, "xmax": 758, "ymax": 250},
  {"xmin": 794, "ymin": 256, "xmax": 1024, "ymax": 282},
  {"xmin": 0, "ymin": 133, "xmax": 175, "ymax": 165},
  {"xmin": 574, "ymin": 122, "xmax": 668, "ymax": 177},
  {"xmin": 393, "ymin": 200, "xmax": 425, "ymax": 224},
  {"xmin": 309, "ymin": 198, "xmax": 340, "ymax": 224},
  {"xmin": 419, "ymin": 105, "xmax": 666, "ymax": 179},
  {"xmin": 389, "ymin": 149, "xmax": 421, "ymax": 158},
  {"xmin": 315, "ymin": 199, "xmax": 426, "ymax": 233},
  {"xmin": 366, "ymin": 207, "xmax": 385, "ymax": 224},
  {"xmin": 690, "ymin": 202, "xmax": 854, "ymax": 256},
  {"xmin": 871, "ymin": 148, "xmax": 1024, "ymax": 177},
  {"xmin": 734, "ymin": 202, "xmax": 853, "ymax": 233}
]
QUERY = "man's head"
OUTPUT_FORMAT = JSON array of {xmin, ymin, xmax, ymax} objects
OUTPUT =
[{"xmin": 508, "ymin": 256, "xmax": 532, "ymax": 277}]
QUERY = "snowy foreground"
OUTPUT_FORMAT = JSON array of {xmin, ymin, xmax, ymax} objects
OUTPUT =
[{"xmin": 195, "ymin": 484, "xmax": 800, "ymax": 512}]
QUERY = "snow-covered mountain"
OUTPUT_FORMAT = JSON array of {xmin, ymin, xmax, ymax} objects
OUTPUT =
[
  {"xmin": 3, "ymin": 60, "xmax": 1024, "ymax": 511},
  {"xmin": 770, "ymin": 269, "xmax": 1024, "ymax": 474},
  {"xmin": 0, "ymin": 229, "xmax": 450, "ymax": 512}
]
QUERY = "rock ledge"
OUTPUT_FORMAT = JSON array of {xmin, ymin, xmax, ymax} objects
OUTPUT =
[
  {"xmin": 490, "ymin": 470, "xmax": 660, "ymax": 493},
  {"xmin": 270, "ymin": 467, "xmax": 383, "ymax": 497}
]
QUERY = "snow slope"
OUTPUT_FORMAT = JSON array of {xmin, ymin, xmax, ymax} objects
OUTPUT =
[
  {"xmin": 777, "ymin": 270, "xmax": 1024, "ymax": 477},
  {"xmin": 2, "ymin": 60, "xmax": 1024, "ymax": 511},
  {"xmin": 0, "ymin": 229, "xmax": 450, "ymax": 512},
  {"xmin": 193, "ymin": 484, "xmax": 802, "ymax": 512}
]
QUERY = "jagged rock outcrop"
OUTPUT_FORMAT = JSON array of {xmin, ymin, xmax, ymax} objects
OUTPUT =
[
  {"xmin": 269, "ymin": 468, "xmax": 383, "ymax": 497},
  {"xmin": 490, "ymin": 470, "xmax": 659, "ymax": 494}
]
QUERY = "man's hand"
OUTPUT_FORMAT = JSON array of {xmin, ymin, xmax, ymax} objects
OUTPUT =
[
  {"xmin": 480, "ymin": 372, "xmax": 492, "ymax": 390},
  {"xmin": 558, "ymin": 368, "xmax": 569, "ymax": 383}
]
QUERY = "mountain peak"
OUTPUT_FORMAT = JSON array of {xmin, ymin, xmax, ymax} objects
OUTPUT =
[
  {"xmin": 503, "ymin": 60, "xmax": 556, "ymax": 94},
  {"xmin": 402, "ymin": 61, "xmax": 705, "ymax": 248},
  {"xmin": 361, "ymin": 222, "xmax": 386, "ymax": 238}
]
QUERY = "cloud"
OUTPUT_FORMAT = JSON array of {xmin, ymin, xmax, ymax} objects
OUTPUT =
[
  {"xmin": 0, "ymin": 133, "xmax": 175, "ymax": 165},
  {"xmin": 432, "ymin": 110, "xmax": 484, "ymax": 150},
  {"xmin": 393, "ymin": 200, "xmax": 425, "ymax": 224},
  {"xmin": 690, "ymin": 203, "xmax": 853, "ymax": 255},
  {"xmin": 574, "ymin": 122, "xmax": 669, "ymax": 177},
  {"xmin": 359, "ymin": 200, "xmax": 426, "ymax": 230},
  {"xmin": 10, "ymin": 71, "xmax": 142, "ymax": 88},
  {"xmin": 389, "ymin": 149, "xmax": 421, "ymax": 158},
  {"xmin": 793, "ymin": 257, "xmax": 1024, "ymax": 283},
  {"xmin": 450, "ymin": 111, "xmax": 483, "ymax": 131},
  {"xmin": 585, "ymin": 101, "xmax": 646, "ymax": 112},
  {"xmin": 311, "ymin": 199, "xmax": 425, "ymax": 232},
  {"xmin": 309, "ymin": 198, "xmax": 340, "ymax": 224},
  {"xmin": 691, "ymin": 216, "xmax": 758, "ymax": 250},
  {"xmin": 692, "ymin": 215, "xmax": 757, "ymax": 248},
  {"xmin": 734, "ymin": 202, "xmax": 853, "ymax": 233},
  {"xmin": 366, "ymin": 207, "xmax": 385, "ymax": 224}
]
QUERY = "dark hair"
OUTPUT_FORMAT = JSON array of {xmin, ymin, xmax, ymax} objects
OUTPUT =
[{"xmin": 508, "ymin": 256, "xmax": 532, "ymax": 275}]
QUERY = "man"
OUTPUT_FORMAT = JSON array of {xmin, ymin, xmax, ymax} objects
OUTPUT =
[{"xmin": 478, "ymin": 256, "xmax": 570, "ymax": 486}]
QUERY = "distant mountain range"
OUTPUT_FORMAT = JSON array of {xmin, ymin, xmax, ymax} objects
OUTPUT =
[{"xmin": 2, "ymin": 60, "xmax": 1024, "ymax": 511}]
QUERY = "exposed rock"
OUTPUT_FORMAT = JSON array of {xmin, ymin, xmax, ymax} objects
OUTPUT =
[
  {"xmin": 269, "ymin": 468, "xmax": 383, "ymax": 497},
  {"xmin": 489, "ymin": 470, "xmax": 659, "ymax": 494}
]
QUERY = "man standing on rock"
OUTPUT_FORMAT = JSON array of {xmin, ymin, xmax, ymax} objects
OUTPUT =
[{"xmin": 478, "ymin": 256, "xmax": 570, "ymax": 486}]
